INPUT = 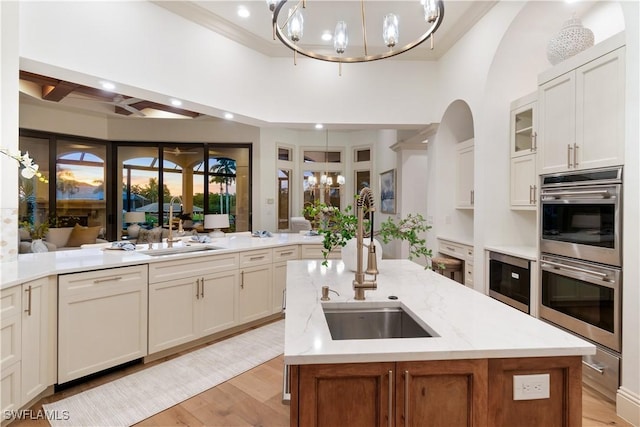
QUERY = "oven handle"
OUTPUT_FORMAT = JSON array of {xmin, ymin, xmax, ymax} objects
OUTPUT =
[
  {"xmin": 582, "ymin": 360, "xmax": 605, "ymax": 375},
  {"xmin": 541, "ymin": 189, "xmax": 613, "ymax": 199},
  {"xmin": 541, "ymin": 260, "xmax": 611, "ymax": 281}
]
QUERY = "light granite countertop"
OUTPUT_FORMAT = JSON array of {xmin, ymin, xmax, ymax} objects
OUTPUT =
[
  {"xmin": 284, "ymin": 259, "xmax": 595, "ymax": 365},
  {"xmin": 0, "ymin": 232, "xmax": 324, "ymax": 290}
]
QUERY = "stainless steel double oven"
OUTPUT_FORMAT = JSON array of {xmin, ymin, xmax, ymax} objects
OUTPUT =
[{"xmin": 539, "ymin": 166, "xmax": 622, "ymax": 399}]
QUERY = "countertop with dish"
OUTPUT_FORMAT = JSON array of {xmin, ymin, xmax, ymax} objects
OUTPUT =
[
  {"xmin": 283, "ymin": 259, "xmax": 595, "ymax": 365},
  {"xmin": 0, "ymin": 232, "xmax": 324, "ymax": 290}
]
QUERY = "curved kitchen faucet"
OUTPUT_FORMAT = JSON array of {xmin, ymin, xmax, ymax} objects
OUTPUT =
[{"xmin": 353, "ymin": 187, "xmax": 378, "ymax": 300}]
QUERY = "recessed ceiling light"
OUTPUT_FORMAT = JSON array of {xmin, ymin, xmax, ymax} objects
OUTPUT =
[
  {"xmin": 321, "ymin": 31, "xmax": 332, "ymax": 42},
  {"xmin": 100, "ymin": 81, "xmax": 115, "ymax": 91},
  {"xmin": 237, "ymin": 6, "xmax": 250, "ymax": 18},
  {"xmin": 315, "ymin": 124, "xmax": 323, "ymax": 129},
  {"xmin": 170, "ymin": 99, "xmax": 182, "ymax": 107},
  {"xmin": 224, "ymin": 112, "xmax": 234, "ymax": 120}
]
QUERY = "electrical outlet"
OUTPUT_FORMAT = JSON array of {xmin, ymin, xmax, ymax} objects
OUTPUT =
[{"xmin": 513, "ymin": 374, "xmax": 550, "ymax": 400}]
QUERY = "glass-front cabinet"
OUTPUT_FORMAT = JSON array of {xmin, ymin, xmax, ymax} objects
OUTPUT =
[{"xmin": 510, "ymin": 92, "xmax": 538, "ymax": 210}]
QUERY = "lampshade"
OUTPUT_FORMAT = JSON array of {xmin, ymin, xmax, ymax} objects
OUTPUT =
[
  {"xmin": 124, "ymin": 211, "xmax": 145, "ymax": 224},
  {"xmin": 204, "ymin": 214, "xmax": 230, "ymax": 238}
]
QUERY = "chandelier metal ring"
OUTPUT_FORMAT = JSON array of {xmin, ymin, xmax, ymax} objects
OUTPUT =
[{"xmin": 271, "ymin": 0, "xmax": 445, "ymax": 64}]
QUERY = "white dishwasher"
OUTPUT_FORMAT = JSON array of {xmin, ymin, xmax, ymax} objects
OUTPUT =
[{"xmin": 58, "ymin": 264, "xmax": 148, "ymax": 383}]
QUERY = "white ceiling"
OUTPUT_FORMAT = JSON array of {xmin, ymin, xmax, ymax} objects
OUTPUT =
[{"xmin": 154, "ymin": 1, "xmax": 498, "ymax": 61}]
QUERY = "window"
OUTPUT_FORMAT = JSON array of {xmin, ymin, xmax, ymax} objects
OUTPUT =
[
  {"xmin": 19, "ymin": 130, "xmax": 252, "ymax": 240},
  {"xmin": 56, "ymin": 141, "xmax": 106, "ymax": 229},
  {"xmin": 277, "ymin": 169, "xmax": 291, "ymax": 230}
]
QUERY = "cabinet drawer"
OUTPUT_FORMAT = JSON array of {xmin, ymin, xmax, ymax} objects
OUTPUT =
[
  {"xmin": 59, "ymin": 265, "xmax": 148, "ymax": 298},
  {"xmin": 149, "ymin": 253, "xmax": 239, "ymax": 284},
  {"xmin": 1, "ymin": 286, "xmax": 21, "ymax": 319},
  {"xmin": 438, "ymin": 240, "xmax": 466, "ymax": 258},
  {"xmin": 239, "ymin": 249, "xmax": 273, "ymax": 267},
  {"xmin": 0, "ymin": 287, "xmax": 21, "ymax": 370},
  {"xmin": 273, "ymin": 245, "xmax": 299, "ymax": 262},
  {"xmin": 300, "ymin": 244, "xmax": 341, "ymax": 260}
]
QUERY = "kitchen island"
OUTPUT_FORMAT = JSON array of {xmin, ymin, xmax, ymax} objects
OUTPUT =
[{"xmin": 284, "ymin": 259, "xmax": 595, "ymax": 427}]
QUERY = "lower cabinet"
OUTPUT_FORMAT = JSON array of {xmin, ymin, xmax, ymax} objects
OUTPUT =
[
  {"xmin": 239, "ymin": 264, "xmax": 273, "ymax": 324},
  {"xmin": 58, "ymin": 265, "xmax": 148, "ymax": 383},
  {"xmin": 272, "ymin": 245, "xmax": 300, "ymax": 314},
  {"xmin": 292, "ymin": 359, "xmax": 487, "ymax": 427},
  {"xmin": 148, "ymin": 254, "xmax": 240, "ymax": 354},
  {"xmin": 291, "ymin": 356, "xmax": 582, "ymax": 427},
  {"xmin": 1, "ymin": 277, "xmax": 56, "ymax": 413}
]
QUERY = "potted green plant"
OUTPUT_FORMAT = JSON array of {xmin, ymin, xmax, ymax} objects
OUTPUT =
[{"xmin": 305, "ymin": 199, "xmax": 433, "ymax": 268}]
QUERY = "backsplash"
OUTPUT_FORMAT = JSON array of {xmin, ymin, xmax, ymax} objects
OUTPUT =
[{"xmin": 0, "ymin": 208, "xmax": 19, "ymax": 262}]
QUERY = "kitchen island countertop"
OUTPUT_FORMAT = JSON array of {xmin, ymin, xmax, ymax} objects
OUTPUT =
[{"xmin": 284, "ymin": 259, "xmax": 595, "ymax": 365}]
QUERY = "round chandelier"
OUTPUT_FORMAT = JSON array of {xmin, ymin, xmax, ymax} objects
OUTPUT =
[{"xmin": 267, "ymin": 0, "xmax": 445, "ymax": 64}]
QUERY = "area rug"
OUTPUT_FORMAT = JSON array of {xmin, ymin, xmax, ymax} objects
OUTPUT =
[{"xmin": 43, "ymin": 320, "xmax": 284, "ymax": 426}]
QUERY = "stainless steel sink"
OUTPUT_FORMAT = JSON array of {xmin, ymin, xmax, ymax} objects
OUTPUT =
[
  {"xmin": 139, "ymin": 245, "xmax": 221, "ymax": 256},
  {"xmin": 323, "ymin": 304, "xmax": 437, "ymax": 340}
]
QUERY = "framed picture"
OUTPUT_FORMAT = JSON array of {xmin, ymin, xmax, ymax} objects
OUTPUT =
[{"xmin": 379, "ymin": 169, "xmax": 396, "ymax": 214}]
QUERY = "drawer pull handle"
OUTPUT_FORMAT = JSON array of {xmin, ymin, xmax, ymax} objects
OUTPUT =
[
  {"xmin": 196, "ymin": 278, "xmax": 200, "ymax": 300},
  {"xmin": 280, "ymin": 251, "xmax": 293, "ymax": 256},
  {"xmin": 582, "ymin": 360, "xmax": 605, "ymax": 375},
  {"xmin": 388, "ymin": 370, "xmax": 393, "ymax": 427},
  {"xmin": 201, "ymin": 277, "xmax": 205, "ymax": 298},
  {"xmin": 404, "ymin": 370, "xmax": 410, "ymax": 426},
  {"xmin": 241, "ymin": 271, "xmax": 244, "ymax": 289},
  {"xmin": 250, "ymin": 256, "xmax": 264, "ymax": 261},
  {"xmin": 93, "ymin": 276, "xmax": 122, "ymax": 284},
  {"xmin": 24, "ymin": 285, "xmax": 32, "ymax": 316},
  {"xmin": 446, "ymin": 246, "xmax": 456, "ymax": 251}
]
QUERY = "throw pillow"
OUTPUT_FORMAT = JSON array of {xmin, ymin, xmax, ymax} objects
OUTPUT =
[
  {"xmin": 45, "ymin": 227, "xmax": 74, "ymax": 248},
  {"xmin": 66, "ymin": 224, "xmax": 101, "ymax": 247}
]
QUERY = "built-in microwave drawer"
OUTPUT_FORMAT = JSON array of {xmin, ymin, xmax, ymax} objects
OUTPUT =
[{"xmin": 582, "ymin": 346, "xmax": 620, "ymax": 401}]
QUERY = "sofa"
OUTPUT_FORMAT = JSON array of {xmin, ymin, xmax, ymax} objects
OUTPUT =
[{"xmin": 19, "ymin": 224, "xmax": 107, "ymax": 253}]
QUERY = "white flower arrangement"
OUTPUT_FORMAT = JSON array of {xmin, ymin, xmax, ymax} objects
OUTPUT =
[{"xmin": 0, "ymin": 148, "xmax": 48, "ymax": 182}]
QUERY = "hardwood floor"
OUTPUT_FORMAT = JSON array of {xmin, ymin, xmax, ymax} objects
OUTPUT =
[{"xmin": 11, "ymin": 351, "xmax": 632, "ymax": 427}]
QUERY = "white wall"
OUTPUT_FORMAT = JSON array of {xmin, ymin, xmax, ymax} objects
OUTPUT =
[
  {"xmin": 0, "ymin": 1, "xmax": 20, "ymax": 262},
  {"xmin": 18, "ymin": 1, "xmax": 441, "ymax": 129}
]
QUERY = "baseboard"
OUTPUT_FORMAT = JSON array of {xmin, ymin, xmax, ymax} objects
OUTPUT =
[{"xmin": 617, "ymin": 387, "xmax": 640, "ymax": 426}]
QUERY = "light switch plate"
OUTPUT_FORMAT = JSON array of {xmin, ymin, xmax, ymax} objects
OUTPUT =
[{"xmin": 513, "ymin": 374, "xmax": 550, "ymax": 400}]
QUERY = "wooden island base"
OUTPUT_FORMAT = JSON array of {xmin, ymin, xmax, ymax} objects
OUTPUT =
[{"xmin": 289, "ymin": 356, "xmax": 582, "ymax": 427}]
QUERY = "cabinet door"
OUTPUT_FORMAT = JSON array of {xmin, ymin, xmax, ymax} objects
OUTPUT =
[
  {"xmin": 576, "ymin": 48, "xmax": 625, "ymax": 170},
  {"xmin": 510, "ymin": 155, "xmax": 537, "ymax": 209},
  {"xmin": 200, "ymin": 270, "xmax": 239, "ymax": 336},
  {"xmin": 0, "ymin": 286, "xmax": 21, "ymax": 370},
  {"xmin": 456, "ymin": 139, "xmax": 475, "ymax": 209},
  {"xmin": 272, "ymin": 262, "xmax": 287, "ymax": 314},
  {"xmin": 148, "ymin": 278, "xmax": 198, "ymax": 354},
  {"xmin": 539, "ymin": 72, "xmax": 576, "ymax": 174},
  {"xmin": 238, "ymin": 264, "xmax": 273, "ymax": 324},
  {"xmin": 397, "ymin": 359, "xmax": 488, "ymax": 427},
  {"xmin": 296, "ymin": 362, "xmax": 394, "ymax": 427},
  {"xmin": 58, "ymin": 266, "xmax": 148, "ymax": 383},
  {"xmin": 21, "ymin": 277, "xmax": 55, "ymax": 404},
  {"xmin": 1, "ymin": 362, "xmax": 21, "ymax": 413},
  {"xmin": 511, "ymin": 101, "xmax": 537, "ymax": 158}
]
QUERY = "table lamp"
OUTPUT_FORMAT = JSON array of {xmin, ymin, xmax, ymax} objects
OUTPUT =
[
  {"xmin": 124, "ymin": 211, "xmax": 146, "ymax": 238},
  {"xmin": 204, "ymin": 214, "xmax": 230, "ymax": 238}
]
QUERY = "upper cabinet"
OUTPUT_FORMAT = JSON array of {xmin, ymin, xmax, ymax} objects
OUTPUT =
[
  {"xmin": 510, "ymin": 93, "xmax": 538, "ymax": 210},
  {"xmin": 456, "ymin": 138, "xmax": 475, "ymax": 209},
  {"xmin": 538, "ymin": 38, "xmax": 625, "ymax": 175}
]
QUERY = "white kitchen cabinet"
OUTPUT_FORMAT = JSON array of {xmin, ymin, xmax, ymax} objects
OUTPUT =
[
  {"xmin": 300, "ymin": 244, "xmax": 340, "ymax": 260},
  {"xmin": 21, "ymin": 276, "xmax": 56, "ymax": 404},
  {"xmin": 539, "ymin": 46, "xmax": 625, "ymax": 174},
  {"xmin": 148, "ymin": 277, "xmax": 199, "ymax": 353},
  {"xmin": 510, "ymin": 93, "xmax": 538, "ymax": 210},
  {"xmin": 272, "ymin": 245, "xmax": 299, "ymax": 314},
  {"xmin": 1, "ymin": 286, "xmax": 21, "ymax": 413},
  {"xmin": 510, "ymin": 155, "xmax": 537, "ymax": 209},
  {"xmin": 456, "ymin": 138, "xmax": 475, "ymax": 209},
  {"xmin": 58, "ymin": 265, "xmax": 148, "ymax": 383},
  {"xmin": 239, "ymin": 265, "xmax": 272, "ymax": 324},
  {"xmin": 148, "ymin": 253, "xmax": 240, "ymax": 354},
  {"xmin": 1, "ymin": 278, "xmax": 56, "ymax": 412}
]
